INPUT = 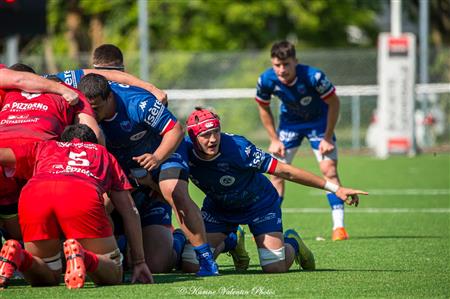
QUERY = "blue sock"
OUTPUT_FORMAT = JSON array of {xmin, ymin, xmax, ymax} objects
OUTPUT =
[
  {"xmin": 222, "ymin": 232, "xmax": 237, "ymax": 253},
  {"xmin": 327, "ymin": 193, "xmax": 344, "ymax": 209},
  {"xmin": 284, "ymin": 236, "xmax": 299, "ymax": 253},
  {"xmin": 194, "ymin": 243, "xmax": 214, "ymax": 260},
  {"xmin": 278, "ymin": 196, "xmax": 284, "ymax": 205},
  {"xmin": 172, "ymin": 231, "xmax": 186, "ymax": 260}
]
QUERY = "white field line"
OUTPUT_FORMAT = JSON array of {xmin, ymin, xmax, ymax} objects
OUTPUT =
[
  {"xmin": 283, "ymin": 208, "xmax": 450, "ymax": 214},
  {"xmin": 307, "ymin": 189, "xmax": 449, "ymax": 196}
]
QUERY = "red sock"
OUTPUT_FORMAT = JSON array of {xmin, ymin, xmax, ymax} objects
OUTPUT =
[
  {"xmin": 83, "ymin": 249, "xmax": 99, "ymax": 273},
  {"xmin": 18, "ymin": 249, "xmax": 33, "ymax": 272}
]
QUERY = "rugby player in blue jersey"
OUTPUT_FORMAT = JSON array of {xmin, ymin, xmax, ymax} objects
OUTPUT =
[
  {"xmin": 78, "ymin": 74, "xmax": 218, "ymax": 276},
  {"xmin": 182, "ymin": 107, "xmax": 367, "ymax": 273},
  {"xmin": 256, "ymin": 40, "xmax": 350, "ymax": 241}
]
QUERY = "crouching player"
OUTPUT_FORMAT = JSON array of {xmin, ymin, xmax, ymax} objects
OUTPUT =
[
  {"xmin": 182, "ymin": 108, "xmax": 368, "ymax": 273},
  {"xmin": 0, "ymin": 124, "xmax": 152, "ymax": 289}
]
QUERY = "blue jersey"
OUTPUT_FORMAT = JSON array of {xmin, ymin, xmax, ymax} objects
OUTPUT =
[
  {"xmin": 48, "ymin": 69, "xmax": 85, "ymax": 89},
  {"xmin": 49, "ymin": 70, "xmax": 178, "ymax": 170},
  {"xmin": 100, "ymin": 82, "xmax": 177, "ymax": 170},
  {"xmin": 256, "ymin": 64, "xmax": 335, "ymax": 128},
  {"xmin": 185, "ymin": 133, "xmax": 279, "ymax": 217}
]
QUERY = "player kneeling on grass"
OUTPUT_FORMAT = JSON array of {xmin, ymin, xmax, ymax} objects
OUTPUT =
[
  {"xmin": 0, "ymin": 124, "xmax": 152, "ymax": 289},
  {"xmin": 181, "ymin": 108, "xmax": 368, "ymax": 273}
]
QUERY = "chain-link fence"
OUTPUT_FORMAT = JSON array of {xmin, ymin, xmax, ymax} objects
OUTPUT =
[{"xmin": 12, "ymin": 47, "xmax": 450, "ymax": 150}]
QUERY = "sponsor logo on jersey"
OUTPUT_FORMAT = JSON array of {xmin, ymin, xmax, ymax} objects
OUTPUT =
[
  {"xmin": 148, "ymin": 207, "xmax": 166, "ymax": 216},
  {"xmin": 130, "ymin": 130, "xmax": 147, "ymax": 141},
  {"xmin": 252, "ymin": 212, "xmax": 276, "ymax": 224},
  {"xmin": 250, "ymin": 148, "xmax": 264, "ymax": 168},
  {"xmin": 120, "ymin": 120, "xmax": 132, "ymax": 132},
  {"xmin": 21, "ymin": 92, "xmax": 41, "ymax": 100},
  {"xmin": 274, "ymin": 85, "xmax": 281, "ymax": 92},
  {"xmin": 300, "ymin": 96, "xmax": 312, "ymax": 106},
  {"xmin": 201, "ymin": 211, "xmax": 220, "ymax": 224},
  {"xmin": 9, "ymin": 102, "xmax": 48, "ymax": 112},
  {"xmin": 245, "ymin": 146, "xmax": 251, "ymax": 157},
  {"xmin": 316, "ymin": 75, "xmax": 332, "ymax": 94},
  {"xmin": 219, "ymin": 175, "xmax": 235, "ymax": 186},
  {"xmin": 139, "ymin": 100, "xmax": 148, "ymax": 112},
  {"xmin": 279, "ymin": 130, "xmax": 298, "ymax": 143},
  {"xmin": 144, "ymin": 101, "xmax": 164, "ymax": 127},
  {"xmin": 7, "ymin": 114, "xmax": 28, "ymax": 120},
  {"xmin": 217, "ymin": 163, "xmax": 229, "ymax": 171},
  {"xmin": 62, "ymin": 70, "xmax": 77, "ymax": 88}
]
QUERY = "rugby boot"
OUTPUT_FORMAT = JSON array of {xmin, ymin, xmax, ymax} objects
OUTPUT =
[
  {"xmin": 194, "ymin": 243, "xmax": 219, "ymax": 276},
  {"xmin": 284, "ymin": 229, "xmax": 315, "ymax": 270},
  {"xmin": 228, "ymin": 226, "xmax": 250, "ymax": 271},
  {"xmin": 0, "ymin": 240, "xmax": 23, "ymax": 288},
  {"xmin": 63, "ymin": 239, "xmax": 86, "ymax": 289},
  {"xmin": 332, "ymin": 227, "xmax": 349, "ymax": 241}
]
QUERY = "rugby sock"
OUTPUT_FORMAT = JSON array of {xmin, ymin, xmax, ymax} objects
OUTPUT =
[
  {"xmin": 278, "ymin": 196, "xmax": 284, "ymax": 205},
  {"xmin": 327, "ymin": 193, "xmax": 345, "ymax": 229},
  {"xmin": 18, "ymin": 249, "xmax": 33, "ymax": 272},
  {"xmin": 284, "ymin": 237, "xmax": 299, "ymax": 254},
  {"xmin": 83, "ymin": 249, "xmax": 99, "ymax": 273},
  {"xmin": 222, "ymin": 232, "xmax": 237, "ymax": 253},
  {"xmin": 172, "ymin": 231, "xmax": 186, "ymax": 261}
]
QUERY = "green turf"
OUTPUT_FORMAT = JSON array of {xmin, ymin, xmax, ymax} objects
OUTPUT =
[{"xmin": 3, "ymin": 153, "xmax": 449, "ymax": 298}]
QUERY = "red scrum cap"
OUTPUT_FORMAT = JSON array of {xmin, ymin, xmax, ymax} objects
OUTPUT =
[{"xmin": 186, "ymin": 107, "xmax": 220, "ymax": 141}]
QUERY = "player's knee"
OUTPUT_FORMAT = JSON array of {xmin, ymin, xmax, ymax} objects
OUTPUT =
[{"xmin": 258, "ymin": 247, "xmax": 287, "ymax": 273}]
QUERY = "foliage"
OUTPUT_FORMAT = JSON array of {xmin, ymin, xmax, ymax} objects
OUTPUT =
[{"xmin": 45, "ymin": 0, "xmax": 382, "ymax": 53}]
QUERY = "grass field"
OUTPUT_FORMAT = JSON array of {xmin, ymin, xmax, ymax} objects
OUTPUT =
[{"xmin": 3, "ymin": 152, "xmax": 449, "ymax": 298}]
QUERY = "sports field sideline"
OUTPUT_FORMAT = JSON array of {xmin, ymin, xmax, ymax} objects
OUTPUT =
[{"xmin": 4, "ymin": 153, "xmax": 449, "ymax": 298}]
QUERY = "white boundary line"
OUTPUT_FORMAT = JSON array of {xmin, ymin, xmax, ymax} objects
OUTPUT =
[
  {"xmin": 283, "ymin": 208, "xmax": 450, "ymax": 213},
  {"xmin": 307, "ymin": 189, "xmax": 449, "ymax": 196}
]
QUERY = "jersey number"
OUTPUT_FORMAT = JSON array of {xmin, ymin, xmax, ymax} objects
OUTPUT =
[{"xmin": 68, "ymin": 151, "xmax": 90, "ymax": 166}]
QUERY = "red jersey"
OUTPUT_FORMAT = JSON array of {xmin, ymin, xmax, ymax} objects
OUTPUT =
[
  {"xmin": 11, "ymin": 140, "xmax": 132, "ymax": 194},
  {"xmin": 0, "ymin": 87, "xmax": 94, "ymax": 142}
]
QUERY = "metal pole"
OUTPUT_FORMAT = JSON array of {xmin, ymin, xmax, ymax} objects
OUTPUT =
[
  {"xmin": 419, "ymin": 0, "xmax": 430, "ymax": 146},
  {"xmin": 391, "ymin": 0, "xmax": 402, "ymax": 37},
  {"xmin": 138, "ymin": 0, "xmax": 149, "ymax": 81},
  {"xmin": 419, "ymin": 0, "xmax": 429, "ymax": 84},
  {"xmin": 6, "ymin": 35, "xmax": 19, "ymax": 66},
  {"xmin": 351, "ymin": 95, "xmax": 361, "ymax": 150}
]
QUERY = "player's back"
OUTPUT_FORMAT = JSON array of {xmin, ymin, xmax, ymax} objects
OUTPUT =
[
  {"xmin": 103, "ymin": 83, "xmax": 176, "ymax": 164},
  {"xmin": 0, "ymin": 90, "xmax": 76, "ymax": 142},
  {"xmin": 13, "ymin": 140, "xmax": 130, "ymax": 193}
]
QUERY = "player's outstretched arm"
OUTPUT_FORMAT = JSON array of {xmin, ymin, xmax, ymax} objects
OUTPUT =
[
  {"xmin": 0, "ymin": 69, "xmax": 79, "ymax": 105},
  {"xmin": 82, "ymin": 69, "xmax": 168, "ymax": 105},
  {"xmin": 273, "ymin": 162, "xmax": 368, "ymax": 206},
  {"xmin": 0, "ymin": 148, "xmax": 16, "ymax": 168},
  {"xmin": 110, "ymin": 190, "xmax": 153, "ymax": 284},
  {"xmin": 132, "ymin": 122, "xmax": 184, "ymax": 171}
]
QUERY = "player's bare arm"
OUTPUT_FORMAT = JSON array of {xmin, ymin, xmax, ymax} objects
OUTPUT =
[
  {"xmin": 320, "ymin": 93, "xmax": 340, "ymax": 155},
  {"xmin": 132, "ymin": 122, "xmax": 184, "ymax": 171},
  {"xmin": 110, "ymin": 190, "xmax": 153, "ymax": 284},
  {"xmin": 257, "ymin": 103, "xmax": 285, "ymax": 157},
  {"xmin": 0, "ymin": 68, "xmax": 79, "ymax": 106},
  {"xmin": 82, "ymin": 69, "xmax": 168, "ymax": 105},
  {"xmin": 273, "ymin": 162, "xmax": 368, "ymax": 206}
]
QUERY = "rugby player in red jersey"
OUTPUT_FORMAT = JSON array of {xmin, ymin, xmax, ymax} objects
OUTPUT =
[
  {"xmin": 0, "ymin": 65, "xmax": 102, "ymax": 240},
  {"xmin": 0, "ymin": 124, "xmax": 152, "ymax": 289}
]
